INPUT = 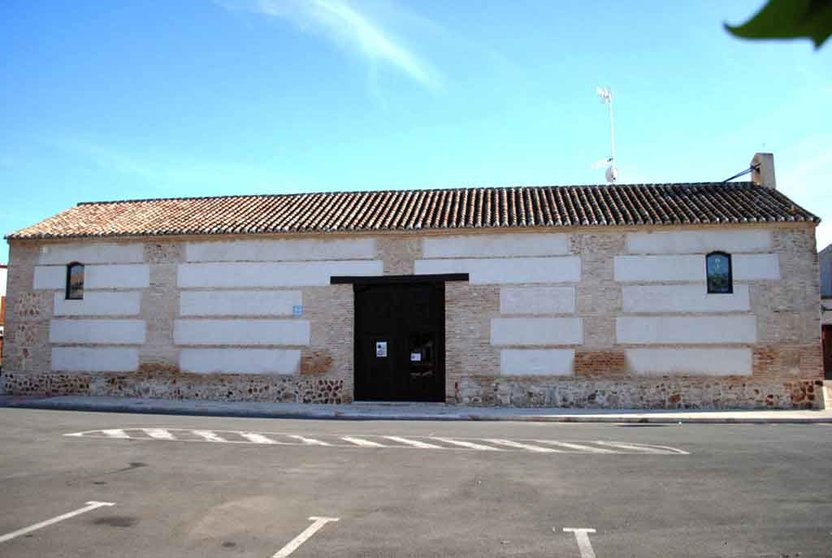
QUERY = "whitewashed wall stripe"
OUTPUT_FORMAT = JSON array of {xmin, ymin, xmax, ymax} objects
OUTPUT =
[
  {"xmin": 626, "ymin": 348, "xmax": 752, "ymax": 376},
  {"xmin": 174, "ymin": 319, "xmax": 311, "ymax": 346},
  {"xmin": 180, "ymin": 291, "xmax": 302, "ymax": 317},
  {"xmin": 177, "ymin": 261, "xmax": 383, "ymax": 288},
  {"xmin": 500, "ymin": 349, "xmax": 575, "ymax": 375},
  {"xmin": 622, "ymin": 284, "xmax": 750, "ymax": 313},
  {"xmin": 615, "ymin": 254, "xmax": 780, "ymax": 282},
  {"xmin": 616, "ymin": 316, "xmax": 756, "ymax": 344},
  {"xmin": 185, "ymin": 238, "xmax": 376, "ymax": 262},
  {"xmin": 49, "ymin": 319, "xmax": 146, "ymax": 345},
  {"xmin": 53, "ymin": 291, "xmax": 142, "ymax": 316},
  {"xmin": 626, "ymin": 230, "xmax": 772, "ymax": 254},
  {"xmin": 33, "ymin": 266, "xmax": 66, "ymax": 290},
  {"xmin": 38, "ymin": 243, "xmax": 144, "ymax": 265},
  {"xmin": 422, "ymin": 233, "xmax": 569, "ymax": 258},
  {"xmin": 84, "ymin": 265, "xmax": 150, "ymax": 289},
  {"xmin": 491, "ymin": 317, "xmax": 583, "ymax": 345},
  {"xmin": 52, "ymin": 347, "xmax": 139, "ymax": 372},
  {"xmin": 500, "ymin": 286, "xmax": 576, "ymax": 315},
  {"xmin": 179, "ymin": 348, "xmax": 301, "ymax": 374},
  {"xmin": 415, "ymin": 256, "xmax": 580, "ymax": 284},
  {"xmin": 733, "ymin": 254, "xmax": 780, "ymax": 280}
]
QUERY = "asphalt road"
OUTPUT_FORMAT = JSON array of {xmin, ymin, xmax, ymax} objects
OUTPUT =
[{"xmin": 0, "ymin": 408, "xmax": 830, "ymax": 557}]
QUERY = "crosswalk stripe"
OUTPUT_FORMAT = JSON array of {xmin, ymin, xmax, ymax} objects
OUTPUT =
[
  {"xmin": 142, "ymin": 428, "xmax": 175, "ymax": 440},
  {"xmin": 485, "ymin": 439, "xmax": 562, "ymax": 453},
  {"xmin": 239, "ymin": 432, "xmax": 279, "ymax": 444},
  {"xmin": 193, "ymin": 430, "xmax": 226, "ymax": 443},
  {"xmin": 431, "ymin": 437, "xmax": 503, "ymax": 451},
  {"xmin": 384, "ymin": 436, "xmax": 442, "ymax": 449},
  {"xmin": 287, "ymin": 435, "xmax": 331, "ymax": 446},
  {"xmin": 592, "ymin": 441, "xmax": 685, "ymax": 454},
  {"xmin": 341, "ymin": 436, "xmax": 386, "ymax": 448},
  {"xmin": 534, "ymin": 440, "xmax": 619, "ymax": 454},
  {"xmin": 100, "ymin": 429, "xmax": 130, "ymax": 439}
]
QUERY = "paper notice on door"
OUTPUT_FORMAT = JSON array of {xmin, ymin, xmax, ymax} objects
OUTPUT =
[
  {"xmin": 410, "ymin": 352, "xmax": 422, "ymax": 362},
  {"xmin": 376, "ymin": 341, "xmax": 387, "ymax": 358}
]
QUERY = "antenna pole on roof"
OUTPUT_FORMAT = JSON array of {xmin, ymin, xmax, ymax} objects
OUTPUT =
[{"xmin": 595, "ymin": 86, "xmax": 618, "ymax": 184}]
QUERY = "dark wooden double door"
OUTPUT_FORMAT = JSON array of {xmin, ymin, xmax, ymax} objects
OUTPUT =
[{"xmin": 354, "ymin": 281, "xmax": 445, "ymax": 402}]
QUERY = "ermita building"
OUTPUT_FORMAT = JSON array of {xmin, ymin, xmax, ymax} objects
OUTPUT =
[{"xmin": 1, "ymin": 154, "xmax": 825, "ymax": 409}]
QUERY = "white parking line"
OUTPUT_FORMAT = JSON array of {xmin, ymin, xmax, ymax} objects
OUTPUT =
[
  {"xmin": 485, "ymin": 439, "xmax": 561, "ymax": 453},
  {"xmin": 193, "ymin": 430, "xmax": 226, "ymax": 443},
  {"xmin": 384, "ymin": 436, "xmax": 442, "ymax": 449},
  {"xmin": 143, "ymin": 428, "xmax": 175, "ymax": 440},
  {"xmin": 240, "ymin": 432, "xmax": 279, "ymax": 444},
  {"xmin": 100, "ymin": 429, "xmax": 130, "ymax": 439},
  {"xmin": 341, "ymin": 436, "xmax": 386, "ymax": 448},
  {"xmin": 272, "ymin": 516, "xmax": 339, "ymax": 558},
  {"xmin": 287, "ymin": 435, "xmax": 331, "ymax": 446},
  {"xmin": 593, "ymin": 440, "xmax": 690, "ymax": 455},
  {"xmin": 562, "ymin": 527, "xmax": 597, "ymax": 558},
  {"xmin": 0, "ymin": 501, "xmax": 115, "ymax": 544},
  {"xmin": 535, "ymin": 440, "xmax": 618, "ymax": 454},
  {"xmin": 431, "ymin": 437, "xmax": 503, "ymax": 451}
]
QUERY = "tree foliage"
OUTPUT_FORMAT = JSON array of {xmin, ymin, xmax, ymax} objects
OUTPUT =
[{"xmin": 725, "ymin": 0, "xmax": 832, "ymax": 48}]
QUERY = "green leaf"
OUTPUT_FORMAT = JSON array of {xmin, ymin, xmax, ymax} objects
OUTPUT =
[{"xmin": 725, "ymin": 0, "xmax": 832, "ymax": 48}]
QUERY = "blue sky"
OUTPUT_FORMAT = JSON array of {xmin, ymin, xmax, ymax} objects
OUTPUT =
[{"xmin": 2, "ymin": 0, "xmax": 831, "ymax": 263}]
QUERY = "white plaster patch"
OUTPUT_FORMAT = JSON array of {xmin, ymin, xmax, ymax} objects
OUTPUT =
[
  {"xmin": 38, "ymin": 242, "xmax": 144, "ymax": 265},
  {"xmin": 490, "ymin": 317, "xmax": 583, "ymax": 345},
  {"xmin": 177, "ymin": 261, "xmax": 383, "ymax": 288},
  {"xmin": 52, "ymin": 347, "xmax": 139, "ymax": 372},
  {"xmin": 626, "ymin": 348, "xmax": 752, "ymax": 376},
  {"xmin": 616, "ymin": 316, "xmax": 757, "ymax": 344},
  {"xmin": 174, "ymin": 319, "xmax": 311, "ymax": 346},
  {"xmin": 422, "ymin": 233, "xmax": 569, "ymax": 258},
  {"xmin": 185, "ymin": 238, "xmax": 376, "ymax": 262},
  {"xmin": 622, "ymin": 284, "xmax": 750, "ymax": 313},
  {"xmin": 179, "ymin": 348, "xmax": 301, "ymax": 374},
  {"xmin": 180, "ymin": 290, "xmax": 302, "ymax": 317},
  {"xmin": 415, "ymin": 257, "xmax": 581, "ymax": 284},
  {"xmin": 500, "ymin": 286, "xmax": 575, "ymax": 314},
  {"xmin": 614, "ymin": 255, "xmax": 703, "ymax": 282},
  {"xmin": 626, "ymin": 230, "xmax": 772, "ymax": 254},
  {"xmin": 33, "ymin": 266, "xmax": 66, "ymax": 290},
  {"xmin": 49, "ymin": 319, "xmax": 146, "ymax": 345},
  {"xmin": 734, "ymin": 254, "xmax": 780, "ymax": 280},
  {"xmin": 500, "ymin": 349, "xmax": 575, "ymax": 375},
  {"xmin": 53, "ymin": 291, "xmax": 142, "ymax": 316},
  {"xmin": 85, "ymin": 265, "xmax": 150, "ymax": 289}
]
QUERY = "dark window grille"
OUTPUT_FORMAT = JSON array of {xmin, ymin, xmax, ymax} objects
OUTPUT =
[
  {"xmin": 66, "ymin": 262, "xmax": 84, "ymax": 300},
  {"xmin": 706, "ymin": 252, "xmax": 732, "ymax": 294}
]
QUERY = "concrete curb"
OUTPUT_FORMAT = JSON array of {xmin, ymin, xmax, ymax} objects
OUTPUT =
[{"xmin": 2, "ymin": 396, "xmax": 832, "ymax": 424}]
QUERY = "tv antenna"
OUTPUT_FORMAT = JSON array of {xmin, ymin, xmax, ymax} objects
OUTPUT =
[{"xmin": 595, "ymin": 86, "xmax": 618, "ymax": 183}]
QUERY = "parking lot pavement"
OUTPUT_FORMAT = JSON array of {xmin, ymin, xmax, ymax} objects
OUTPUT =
[{"xmin": 1, "ymin": 408, "xmax": 831, "ymax": 557}]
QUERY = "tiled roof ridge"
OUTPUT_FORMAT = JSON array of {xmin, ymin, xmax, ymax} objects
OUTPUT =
[{"xmin": 75, "ymin": 181, "xmax": 756, "ymax": 207}]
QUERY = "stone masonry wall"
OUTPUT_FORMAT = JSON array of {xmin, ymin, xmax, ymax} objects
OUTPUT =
[{"xmin": 1, "ymin": 223, "xmax": 823, "ymax": 409}]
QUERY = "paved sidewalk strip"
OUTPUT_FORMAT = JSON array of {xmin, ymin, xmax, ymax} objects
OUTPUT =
[{"xmin": 65, "ymin": 428, "xmax": 690, "ymax": 455}]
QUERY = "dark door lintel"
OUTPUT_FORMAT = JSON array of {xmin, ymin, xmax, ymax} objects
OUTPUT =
[{"xmin": 331, "ymin": 273, "xmax": 469, "ymax": 285}]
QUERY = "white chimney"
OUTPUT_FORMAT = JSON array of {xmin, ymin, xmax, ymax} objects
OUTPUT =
[{"xmin": 751, "ymin": 152, "xmax": 776, "ymax": 189}]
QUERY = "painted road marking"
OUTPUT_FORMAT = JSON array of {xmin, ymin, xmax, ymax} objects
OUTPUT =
[
  {"xmin": 65, "ymin": 429, "xmax": 689, "ymax": 455},
  {"xmin": 341, "ymin": 436, "xmax": 386, "ymax": 448},
  {"xmin": 384, "ymin": 436, "xmax": 442, "ymax": 449},
  {"xmin": 287, "ymin": 435, "xmax": 331, "ymax": 446},
  {"xmin": 534, "ymin": 440, "xmax": 618, "ymax": 454},
  {"xmin": 100, "ymin": 429, "xmax": 130, "ymax": 439},
  {"xmin": 240, "ymin": 432, "xmax": 279, "ymax": 444},
  {"xmin": 143, "ymin": 428, "xmax": 176, "ymax": 440},
  {"xmin": 0, "ymin": 501, "xmax": 115, "ymax": 545},
  {"xmin": 272, "ymin": 516, "xmax": 339, "ymax": 558},
  {"xmin": 562, "ymin": 527, "xmax": 597, "ymax": 558},
  {"xmin": 193, "ymin": 430, "xmax": 226, "ymax": 443},
  {"xmin": 485, "ymin": 439, "xmax": 561, "ymax": 453},
  {"xmin": 431, "ymin": 437, "xmax": 503, "ymax": 451}
]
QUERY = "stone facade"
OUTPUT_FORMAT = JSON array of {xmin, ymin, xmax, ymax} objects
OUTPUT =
[{"xmin": 1, "ymin": 223, "xmax": 823, "ymax": 409}]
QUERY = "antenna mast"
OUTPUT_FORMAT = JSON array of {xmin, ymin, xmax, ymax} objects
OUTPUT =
[{"xmin": 596, "ymin": 86, "xmax": 618, "ymax": 183}]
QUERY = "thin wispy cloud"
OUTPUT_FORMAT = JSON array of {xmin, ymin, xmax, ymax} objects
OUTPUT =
[{"xmin": 219, "ymin": 0, "xmax": 441, "ymax": 89}]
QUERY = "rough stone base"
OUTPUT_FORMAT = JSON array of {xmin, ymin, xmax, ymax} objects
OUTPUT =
[
  {"xmin": 456, "ymin": 376, "xmax": 824, "ymax": 410},
  {"xmin": 0, "ymin": 371, "xmax": 347, "ymax": 404}
]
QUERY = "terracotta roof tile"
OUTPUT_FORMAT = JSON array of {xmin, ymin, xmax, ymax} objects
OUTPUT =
[{"xmin": 6, "ymin": 182, "xmax": 819, "ymax": 240}]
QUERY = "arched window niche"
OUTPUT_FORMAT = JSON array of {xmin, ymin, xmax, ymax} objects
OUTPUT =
[
  {"xmin": 706, "ymin": 252, "xmax": 732, "ymax": 294},
  {"xmin": 66, "ymin": 262, "xmax": 85, "ymax": 300}
]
